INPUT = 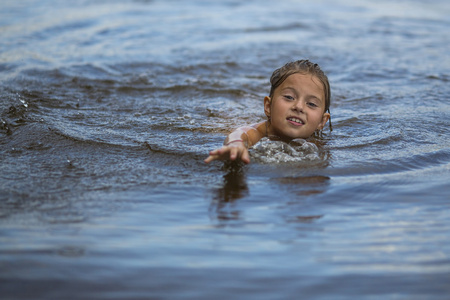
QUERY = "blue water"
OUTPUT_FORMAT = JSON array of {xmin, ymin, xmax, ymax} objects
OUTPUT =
[{"xmin": 1, "ymin": 0, "xmax": 450, "ymax": 299}]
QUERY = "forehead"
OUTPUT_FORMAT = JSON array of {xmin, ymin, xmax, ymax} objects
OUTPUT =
[{"xmin": 278, "ymin": 73, "xmax": 325, "ymax": 99}]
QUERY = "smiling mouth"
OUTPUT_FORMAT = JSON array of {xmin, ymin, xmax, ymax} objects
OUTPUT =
[{"xmin": 287, "ymin": 117, "xmax": 304, "ymax": 125}]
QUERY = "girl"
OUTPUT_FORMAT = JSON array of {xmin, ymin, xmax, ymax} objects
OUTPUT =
[{"xmin": 205, "ymin": 60, "xmax": 331, "ymax": 164}]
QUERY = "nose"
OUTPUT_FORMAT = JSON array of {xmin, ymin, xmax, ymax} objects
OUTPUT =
[{"xmin": 292, "ymin": 99, "xmax": 304, "ymax": 112}]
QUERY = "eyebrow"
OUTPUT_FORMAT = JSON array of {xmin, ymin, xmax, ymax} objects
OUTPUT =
[{"xmin": 281, "ymin": 87, "xmax": 323, "ymax": 103}]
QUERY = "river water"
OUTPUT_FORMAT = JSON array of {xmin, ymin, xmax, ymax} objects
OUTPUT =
[{"xmin": 1, "ymin": 0, "xmax": 450, "ymax": 299}]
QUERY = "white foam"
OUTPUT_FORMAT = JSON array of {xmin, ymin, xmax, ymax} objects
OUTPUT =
[{"xmin": 250, "ymin": 138, "xmax": 321, "ymax": 164}]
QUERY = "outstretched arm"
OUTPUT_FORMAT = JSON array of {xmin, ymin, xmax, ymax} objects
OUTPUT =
[{"xmin": 204, "ymin": 122, "xmax": 266, "ymax": 164}]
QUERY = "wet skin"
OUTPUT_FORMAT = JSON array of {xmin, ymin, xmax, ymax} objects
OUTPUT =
[{"xmin": 264, "ymin": 73, "xmax": 330, "ymax": 141}]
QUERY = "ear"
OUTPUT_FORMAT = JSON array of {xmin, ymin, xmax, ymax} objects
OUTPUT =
[
  {"xmin": 264, "ymin": 96, "xmax": 271, "ymax": 119},
  {"xmin": 317, "ymin": 112, "xmax": 330, "ymax": 130}
]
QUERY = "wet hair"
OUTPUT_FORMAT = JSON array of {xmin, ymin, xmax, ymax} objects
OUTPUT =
[{"xmin": 269, "ymin": 59, "xmax": 332, "ymax": 131}]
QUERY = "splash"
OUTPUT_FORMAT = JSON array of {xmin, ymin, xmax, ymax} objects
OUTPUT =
[{"xmin": 250, "ymin": 138, "xmax": 321, "ymax": 163}]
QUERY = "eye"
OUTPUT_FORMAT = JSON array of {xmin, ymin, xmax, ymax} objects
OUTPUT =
[
  {"xmin": 307, "ymin": 102, "xmax": 318, "ymax": 108},
  {"xmin": 283, "ymin": 95, "xmax": 294, "ymax": 101}
]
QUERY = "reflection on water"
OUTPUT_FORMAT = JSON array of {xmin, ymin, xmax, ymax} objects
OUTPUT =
[
  {"xmin": 278, "ymin": 175, "xmax": 330, "ymax": 197},
  {"xmin": 209, "ymin": 162, "xmax": 248, "ymax": 222},
  {"xmin": 209, "ymin": 162, "xmax": 331, "ymax": 227}
]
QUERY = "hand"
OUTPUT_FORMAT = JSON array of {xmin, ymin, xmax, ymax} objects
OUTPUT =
[{"xmin": 204, "ymin": 142, "xmax": 250, "ymax": 164}]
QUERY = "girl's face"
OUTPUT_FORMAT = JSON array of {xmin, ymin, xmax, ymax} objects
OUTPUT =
[{"xmin": 264, "ymin": 73, "xmax": 330, "ymax": 141}]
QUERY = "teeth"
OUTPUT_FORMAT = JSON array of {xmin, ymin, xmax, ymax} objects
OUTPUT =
[{"xmin": 288, "ymin": 117, "xmax": 303, "ymax": 124}]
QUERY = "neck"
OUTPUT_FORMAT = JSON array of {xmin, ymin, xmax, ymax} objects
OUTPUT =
[{"xmin": 264, "ymin": 121, "xmax": 292, "ymax": 143}]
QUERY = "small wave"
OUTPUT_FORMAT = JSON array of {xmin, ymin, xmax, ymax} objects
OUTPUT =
[
  {"xmin": 250, "ymin": 138, "xmax": 323, "ymax": 164},
  {"xmin": 243, "ymin": 22, "xmax": 309, "ymax": 33},
  {"xmin": 425, "ymin": 73, "xmax": 449, "ymax": 82}
]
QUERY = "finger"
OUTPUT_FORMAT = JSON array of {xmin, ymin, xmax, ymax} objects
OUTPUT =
[
  {"xmin": 204, "ymin": 154, "xmax": 218, "ymax": 164},
  {"xmin": 229, "ymin": 147, "xmax": 238, "ymax": 160},
  {"xmin": 209, "ymin": 149, "xmax": 220, "ymax": 155},
  {"xmin": 241, "ymin": 149, "xmax": 250, "ymax": 164},
  {"xmin": 213, "ymin": 146, "xmax": 229, "ymax": 156}
]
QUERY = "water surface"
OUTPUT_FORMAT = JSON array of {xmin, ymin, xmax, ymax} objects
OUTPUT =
[{"xmin": 1, "ymin": 0, "xmax": 450, "ymax": 299}]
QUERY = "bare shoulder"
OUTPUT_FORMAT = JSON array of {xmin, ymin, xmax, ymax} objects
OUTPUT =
[
  {"xmin": 225, "ymin": 122, "xmax": 267, "ymax": 147},
  {"xmin": 246, "ymin": 122, "xmax": 267, "ymax": 146}
]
